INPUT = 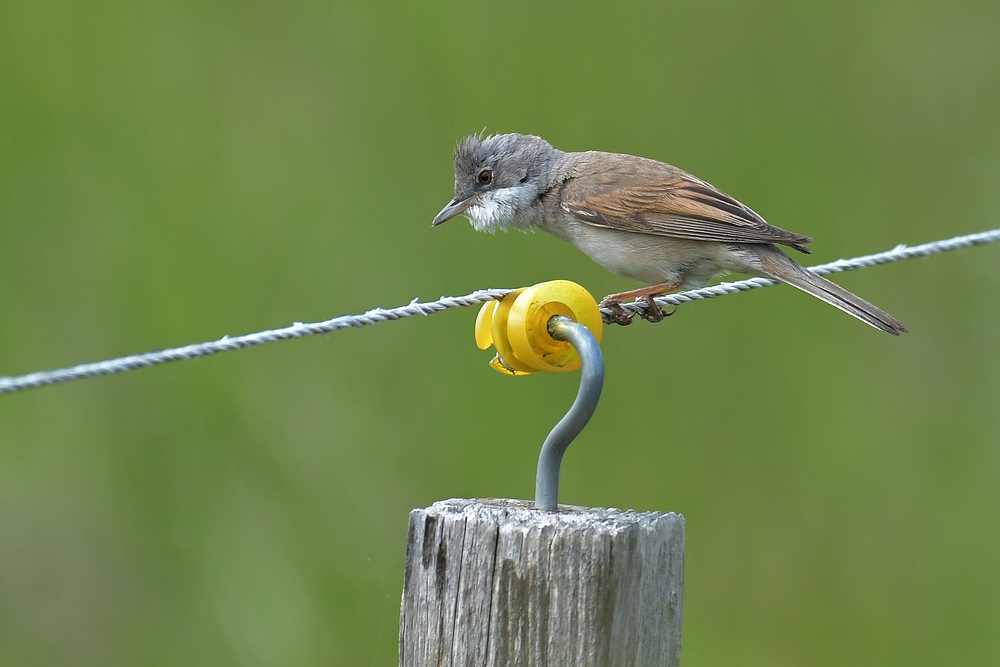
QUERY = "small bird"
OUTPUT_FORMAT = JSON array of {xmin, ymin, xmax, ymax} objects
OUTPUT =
[{"xmin": 433, "ymin": 133, "xmax": 907, "ymax": 334}]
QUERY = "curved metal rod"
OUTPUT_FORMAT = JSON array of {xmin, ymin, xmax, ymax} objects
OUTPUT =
[{"xmin": 535, "ymin": 316, "xmax": 605, "ymax": 510}]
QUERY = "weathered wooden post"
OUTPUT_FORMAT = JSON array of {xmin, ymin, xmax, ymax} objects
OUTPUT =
[
  {"xmin": 399, "ymin": 283, "xmax": 685, "ymax": 666},
  {"xmin": 400, "ymin": 499, "xmax": 684, "ymax": 666}
]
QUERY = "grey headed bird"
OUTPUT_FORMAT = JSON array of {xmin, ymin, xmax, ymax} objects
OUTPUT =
[{"xmin": 433, "ymin": 133, "xmax": 907, "ymax": 334}]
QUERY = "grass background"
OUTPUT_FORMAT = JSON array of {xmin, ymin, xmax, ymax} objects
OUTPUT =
[{"xmin": 1, "ymin": 1, "xmax": 999, "ymax": 665}]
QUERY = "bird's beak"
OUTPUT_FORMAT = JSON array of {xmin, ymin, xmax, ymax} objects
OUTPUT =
[{"xmin": 432, "ymin": 195, "xmax": 476, "ymax": 226}]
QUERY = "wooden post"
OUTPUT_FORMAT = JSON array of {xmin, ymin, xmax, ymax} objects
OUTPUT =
[{"xmin": 399, "ymin": 498, "xmax": 684, "ymax": 667}]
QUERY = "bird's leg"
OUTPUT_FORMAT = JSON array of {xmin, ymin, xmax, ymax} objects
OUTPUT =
[{"xmin": 600, "ymin": 281, "xmax": 681, "ymax": 324}]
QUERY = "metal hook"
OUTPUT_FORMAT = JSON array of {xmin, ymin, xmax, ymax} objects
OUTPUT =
[{"xmin": 535, "ymin": 315, "xmax": 605, "ymax": 510}]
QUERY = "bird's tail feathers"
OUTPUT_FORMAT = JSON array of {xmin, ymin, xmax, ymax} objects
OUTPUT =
[{"xmin": 756, "ymin": 245, "xmax": 908, "ymax": 336}]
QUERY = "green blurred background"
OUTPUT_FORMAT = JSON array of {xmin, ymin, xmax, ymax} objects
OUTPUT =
[{"xmin": 2, "ymin": 1, "xmax": 999, "ymax": 665}]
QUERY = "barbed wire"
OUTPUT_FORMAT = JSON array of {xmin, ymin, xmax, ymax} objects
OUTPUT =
[{"xmin": 2, "ymin": 228, "xmax": 998, "ymax": 394}]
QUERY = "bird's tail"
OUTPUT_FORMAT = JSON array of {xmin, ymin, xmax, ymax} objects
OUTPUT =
[{"xmin": 755, "ymin": 244, "xmax": 908, "ymax": 335}]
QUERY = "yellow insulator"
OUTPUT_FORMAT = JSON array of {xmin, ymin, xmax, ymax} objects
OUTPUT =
[{"xmin": 474, "ymin": 281, "xmax": 603, "ymax": 375}]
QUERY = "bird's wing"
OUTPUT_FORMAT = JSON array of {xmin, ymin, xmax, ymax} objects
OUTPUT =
[{"xmin": 560, "ymin": 159, "xmax": 812, "ymax": 251}]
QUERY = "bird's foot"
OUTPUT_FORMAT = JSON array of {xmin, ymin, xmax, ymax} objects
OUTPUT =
[
  {"xmin": 599, "ymin": 297, "xmax": 635, "ymax": 326},
  {"xmin": 601, "ymin": 281, "xmax": 681, "ymax": 325},
  {"xmin": 635, "ymin": 295, "xmax": 676, "ymax": 323},
  {"xmin": 638, "ymin": 295, "xmax": 664, "ymax": 322}
]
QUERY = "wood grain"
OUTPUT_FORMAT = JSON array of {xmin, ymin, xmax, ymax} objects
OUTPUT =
[{"xmin": 400, "ymin": 498, "xmax": 684, "ymax": 667}]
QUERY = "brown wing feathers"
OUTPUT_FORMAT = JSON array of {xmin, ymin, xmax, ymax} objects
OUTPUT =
[{"xmin": 562, "ymin": 168, "xmax": 813, "ymax": 253}]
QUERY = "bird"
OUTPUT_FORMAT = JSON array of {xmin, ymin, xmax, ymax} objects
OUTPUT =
[{"xmin": 432, "ymin": 133, "xmax": 907, "ymax": 334}]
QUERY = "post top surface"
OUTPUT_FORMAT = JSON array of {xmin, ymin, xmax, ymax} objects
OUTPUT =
[{"xmin": 422, "ymin": 497, "xmax": 684, "ymax": 534}]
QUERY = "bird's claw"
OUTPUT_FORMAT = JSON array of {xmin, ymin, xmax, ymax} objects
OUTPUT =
[
  {"xmin": 600, "ymin": 294, "xmax": 677, "ymax": 325},
  {"xmin": 599, "ymin": 298, "xmax": 635, "ymax": 326},
  {"xmin": 638, "ymin": 295, "xmax": 665, "ymax": 322},
  {"xmin": 636, "ymin": 295, "xmax": 676, "ymax": 322}
]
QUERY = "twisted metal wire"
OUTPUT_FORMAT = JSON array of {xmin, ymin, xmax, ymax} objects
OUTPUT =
[
  {"xmin": 0, "ymin": 290, "xmax": 512, "ymax": 393},
  {"xmin": 2, "ymin": 228, "xmax": 998, "ymax": 394},
  {"xmin": 620, "ymin": 227, "xmax": 1000, "ymax": 318}
]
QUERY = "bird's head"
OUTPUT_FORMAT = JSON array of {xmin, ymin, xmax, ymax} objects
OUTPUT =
[{"xmin": 432, "ymin": 133, "xmax": 559, "ymax": 233}]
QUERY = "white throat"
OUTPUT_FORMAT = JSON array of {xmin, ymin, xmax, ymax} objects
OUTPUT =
[{"xmin": 463, "ymin": 184, "xmax": 539, "ymax": 233}]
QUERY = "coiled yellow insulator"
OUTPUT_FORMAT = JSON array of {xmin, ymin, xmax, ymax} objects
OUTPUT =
[{"xmin": 474, "ymin": 280, "xmax": 603, "ymax": 375}]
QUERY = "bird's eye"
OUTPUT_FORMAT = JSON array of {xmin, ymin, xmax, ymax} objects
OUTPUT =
[{"xmin": 477, "ymin": 168, "xmax": 493, "ymax": 185}]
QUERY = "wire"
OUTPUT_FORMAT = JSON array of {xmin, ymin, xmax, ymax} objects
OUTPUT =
[
  {"xmin": 623, "ymin": 227, "xmax": 1000, "ymax": 316},
  {"xmin": 0, "ymin": 290, "xmax": 512, "ymax": 394},
  {"xmin": 1, "ymin": 228, "xmax": 998, "ymax": 394}
]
